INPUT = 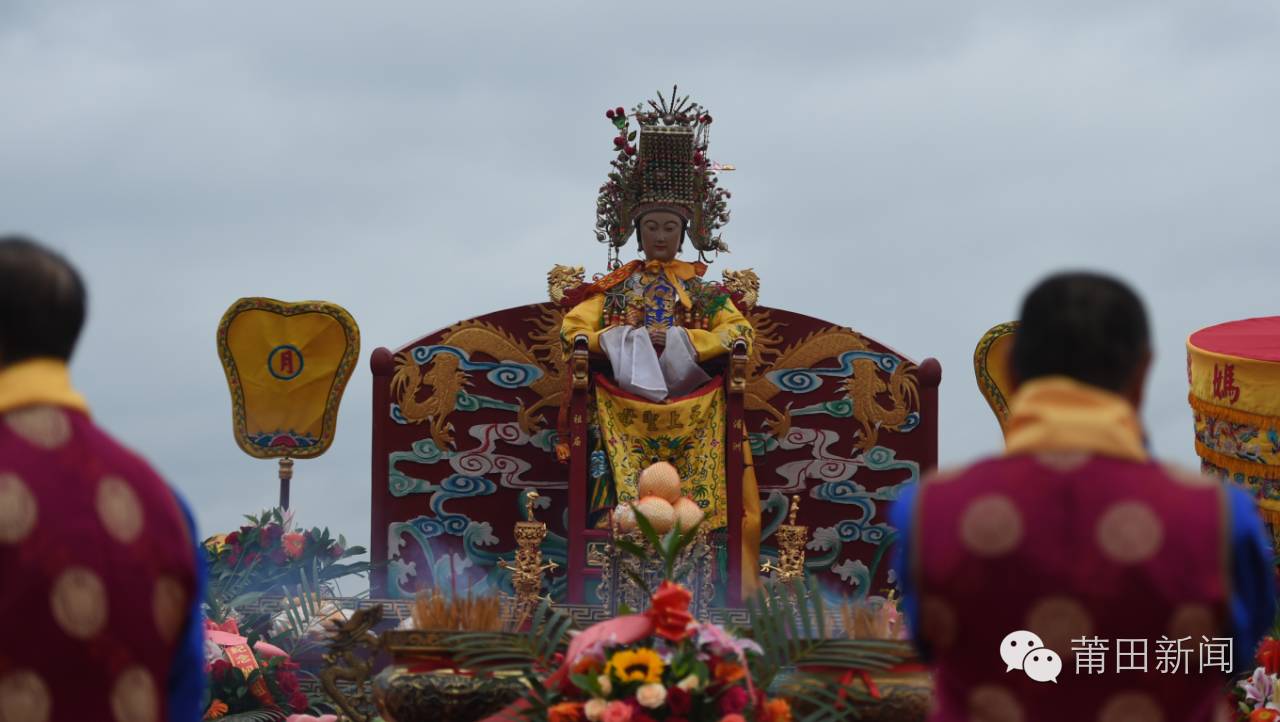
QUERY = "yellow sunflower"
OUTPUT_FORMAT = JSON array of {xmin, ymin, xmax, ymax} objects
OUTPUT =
[{"xmin": 604, "ymin": 648, "xmax": 664, "ymax": 684}]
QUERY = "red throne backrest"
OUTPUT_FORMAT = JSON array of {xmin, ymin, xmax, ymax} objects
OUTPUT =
[{"xmin": 370, "ymin": 301, "xmax": 939, "ymax": 605}]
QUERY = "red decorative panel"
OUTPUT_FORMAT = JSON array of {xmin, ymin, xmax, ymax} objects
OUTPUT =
[{"xmin": 370, "ymin": 300, "xmax": 939, "ymax": 605}]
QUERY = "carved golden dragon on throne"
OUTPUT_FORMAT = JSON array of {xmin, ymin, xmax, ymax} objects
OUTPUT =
[
  {"xmin": 727, "ymin": 269, "xmax": 920, "ymax": 451},
  {"xmin": 390, "ymin": 264, "xmax": 918, "ymax": 451},
  {"xmin": 389, "ymin": 266, "xmax": 585, "ymax": 448}
]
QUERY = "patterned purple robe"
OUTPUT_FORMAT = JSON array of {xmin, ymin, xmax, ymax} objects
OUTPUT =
[{"xmin": 0, "ymin": 405, "xmax": 198, "ymax": 722}]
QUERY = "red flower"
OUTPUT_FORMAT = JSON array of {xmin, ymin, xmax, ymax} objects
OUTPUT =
[
  {"xmin": 262, "ymin": 524, "xmax": 283, "ymax": 546},
  {"xmin": 614, "ymin": 136, "xmax": 626, "ymax": 148},
  {"xmin": 570, "ymin": 657, "xmax": 600, "ymax": 677},
  {"xmin": 282, "ymin": 532, "xmax": 305, "ymax": 559},
  {"xmin": 1251, "ymin": 710, "xmax": 1280, "ymax": 722},
  {"xmin": 606, "ymin": 109, "xmax": 616, "ymax": 119},
  {"xmin": 1258, "ymin": 637, "xmax": 1280, "ymax": 675},
  {"xmin": 719, "ymin": 686, "xmax": 750, "ymax": 715},
  {"xmin": 548, "ymin": 701, "xmax": 584, "ymax": 722},
  {"xmin": 625, "ymin": 146, "xmax": 636, "ymax": 157},
  {"xmin": 646, "ymin": 581, "xmax": 694, "ymax": 642},
  {"xmin": 209, "ymin": 659, "xmax": 233, "ymax": 683},
  {"xmin": 277, "ymin": 669, "xmax": 300, "ymax": 696},
  {"xmin": 762, "ymin": 698, "xmax": 793, "ymax": 722},
  {"xmin": 615, "ymin": 106, "xmax": 625, "ymax": 116},
  {"xmin": 666, "ymin": 687, "xmax": 692, "ymax": 715},
  {"xmin": 224, "ymin": 531, "xmax": 240, "ymax": 547},
  {"xmin": 289, "ymin": 691, "xmax": 309, "ymax": 712},
  {"xmin": 714, "ymin": 661, "xmax": 747, "ymax": 686}
]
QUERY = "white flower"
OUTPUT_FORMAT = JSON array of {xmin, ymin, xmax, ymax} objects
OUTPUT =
[
  {"xmin": 596, "ymin": 674, "xmax": 612, "ymax": 696},
  {"xmin": 1243, "ymin": 667, "xmax": 1276, "ymax": 707},
  {"xmin": 584, "ymin": 698, "xmax": 608, "ymax": 722},
  {"xmin": 635, "ymin": 682, "xmax": 667, "ymax": 709},
  {"xmin": 677, "ymin": 674, "xmax": 700, "ymax": 692}
]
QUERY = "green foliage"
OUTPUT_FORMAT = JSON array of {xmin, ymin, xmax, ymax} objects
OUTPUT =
[
  {"xmin": 747, "ymin": 578, "xmax": 912, "ymax": 722},
  {"xmin": 270, "ymin": 563, "xmax": 334, "ymax": 660},
  {"xmin": 621, "ymin": 506, "xmax": 703, "ymax": 590}
]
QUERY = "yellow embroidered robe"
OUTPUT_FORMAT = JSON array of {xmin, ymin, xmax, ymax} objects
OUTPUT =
[{"xmin": 560, "ymin": 259, "xmax": 761, "ymax": 594}]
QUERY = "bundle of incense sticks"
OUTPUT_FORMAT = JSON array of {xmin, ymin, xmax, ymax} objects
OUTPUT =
[{"xmin": 411, "ymin": 588, "xmax": 503, "ymax": 632}]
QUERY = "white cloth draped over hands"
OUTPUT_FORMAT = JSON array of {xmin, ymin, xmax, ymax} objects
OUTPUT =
[{"xmin": 598, "ymin": 326, "xmax": 711, "ymax": 402}]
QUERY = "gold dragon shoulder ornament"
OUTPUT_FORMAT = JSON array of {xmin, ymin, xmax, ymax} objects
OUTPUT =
[
  {"xmin": 547, "ymin": 264, "xmax": 586, "ymax": 305},
  {"xmin": 720, "ymin": 267, "xmax": 760, "ymax": 309}
]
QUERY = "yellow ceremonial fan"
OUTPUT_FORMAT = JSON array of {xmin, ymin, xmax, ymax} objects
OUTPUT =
[
  {"xmin": 973, "ymin": 322, "xmax": 1019, "ymax": 433},
  {"xmin": 216, "ymin": 298, "xmax": 360, "ymax": 461}
]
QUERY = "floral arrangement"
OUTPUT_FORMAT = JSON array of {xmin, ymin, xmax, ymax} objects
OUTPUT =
[
  {"xmin": 202, "ymin": 618, "xmax": 309, "ymax": 719},
  {"xmin": 544, "ymin": 579, "xmax": 792, "ymax": 722},
  {"xmin": 204, "ymin": 508, "xmax": 370, "ymax": 617},
  {"xmin": 200, "ymin": 508, "xmax": 370, "ymax": 722},
  {"xmin": 205, "ymin": 655, "xmax": 308, "ymax": 719},
  {"xmin": 452, "ymin": 508, "xmax": 907, "ymax": 722},
  {"xmin": 1236, "ymin": 636, "xmax": 1280, "ymax": 721}
]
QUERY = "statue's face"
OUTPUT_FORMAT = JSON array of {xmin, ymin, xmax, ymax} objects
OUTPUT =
[{"xmin": 638, "ymin": 210, "xmax": 684, "ymax": 262}]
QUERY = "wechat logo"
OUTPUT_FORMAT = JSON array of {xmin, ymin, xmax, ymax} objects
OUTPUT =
[{"xmin": 1001, "ymin": 630, "xmax": 1062, "ymax": 683}]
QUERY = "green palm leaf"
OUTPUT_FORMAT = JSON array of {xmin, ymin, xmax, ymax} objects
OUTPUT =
[
  {"xmin": 747, "ymin": 578, "xmax": 911, "ymax": 721},
  {"xmin": 777, "ymin": 675, "xmax": 878, "ymax": 722}
]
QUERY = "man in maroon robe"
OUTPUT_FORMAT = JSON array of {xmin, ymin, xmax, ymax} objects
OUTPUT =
[
  {"xmin": 0, "ymin": 237, "xmax": 205, "ymax": 721},
  {"xmin": 893, "ymin": 272, "xmax": 1275, "ymax": 722}
]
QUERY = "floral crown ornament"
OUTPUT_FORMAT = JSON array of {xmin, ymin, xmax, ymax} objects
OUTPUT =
[{"xmin": 594, "ymin": 86, "xmax": 733, "ymax": 267}]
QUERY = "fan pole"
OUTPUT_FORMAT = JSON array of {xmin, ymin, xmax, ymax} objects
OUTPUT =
[{"xmin": 278, "ymin": 457, "xmax": 294, "ymax": 510}]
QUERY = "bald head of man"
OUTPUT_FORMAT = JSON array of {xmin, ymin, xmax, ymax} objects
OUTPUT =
[{"xmin": 0, "ymin": 236, "xmax": 87, "ymax": 366}]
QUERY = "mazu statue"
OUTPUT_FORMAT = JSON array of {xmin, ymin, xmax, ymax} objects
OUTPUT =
[
  {"xmin": 558, "ymin": 90, "xmax": 761, "ymax": 599},
  {"xmin": 368, "ymin": 87, "xmax": 941, "ymax": 610}
]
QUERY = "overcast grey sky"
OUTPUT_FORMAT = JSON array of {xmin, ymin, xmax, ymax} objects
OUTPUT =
[{"xmin": 4, "ymin": 1, "xmax": 1279, "ymax": 555}]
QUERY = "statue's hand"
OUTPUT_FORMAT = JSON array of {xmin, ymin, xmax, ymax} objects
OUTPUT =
[{"xmin": 648, "ymin": 326, "xmax": 667, "ymax": 349}]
